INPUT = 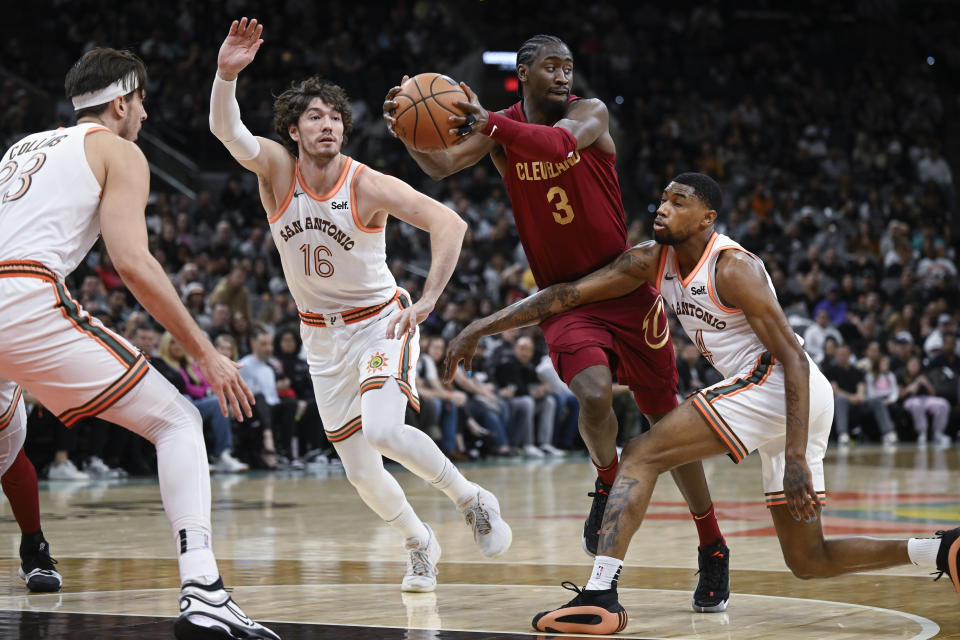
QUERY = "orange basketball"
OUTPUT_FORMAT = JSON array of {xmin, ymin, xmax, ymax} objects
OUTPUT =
[{"xmin": 393, "ymin": 73, "xmax": 468, "ymax": 152}]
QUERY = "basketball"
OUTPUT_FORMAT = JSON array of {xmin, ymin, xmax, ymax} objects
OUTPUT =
[{"xmin": 393, "ymin": 73, "xmax": 468, "ymax": 152}]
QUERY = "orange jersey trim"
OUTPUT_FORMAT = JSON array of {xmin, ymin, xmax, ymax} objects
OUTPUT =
[
  {"xmin": 298, "ymin": 157, "xmax": 352, "ymax": 202},
  {"xmin": 267, "ymin": 169, "xmax": 298, "ymax": 224},
  {"xmin": 84, "ymin": 126, "xmax": 111, "ymax": 136},
  {"xmin": 58, "ymin": 356, "xmax": 149, "ymax": 427},
  {"xmin": 706, "ymin": 246, "xmax": 761, "ymax": 314},
  {"xmin": 350, "ymin": 164, "xmax": 382, "ymax": 234},
  {"xmin": 0, "ymin": 260, "xmax": 58, "ymax": 283},
  {"xmin": 692, "ymin": 392, "xmax": 748, "ymax": 463},
  {"xmin": 0, "ymin": 386, "xmax": 23, "ymax": 432},
  {"xmin": 326, "ymin": 415, "xmax": 362, "ymax": 442},
  {"xmin": 764, "ymin": 490, "xmax": 827, "ymax": 509},
  {"xmin": 654, "ymin": 245, "xmax": 669, "ymax": 292},
  {"xmin": 299, "ymin": 290, "xmax": 400, "ymax": 328},
  {"xmin": 677, "ymin": 231, "xmax": 718, "ymax": 288}
]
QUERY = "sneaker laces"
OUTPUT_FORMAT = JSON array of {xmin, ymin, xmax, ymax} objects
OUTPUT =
[
  {"xmin": 696, "ymin": 548, "xmax": 728, "ymax": 592},
  {"xmin": 407, "ymin": 547, "xmax": 436, "ymax": 578},
  {"xmin": 24, "ymin": 543, "xmax": 58, "ymax": 572},
  {"xmin": 463, "ymin": 498, "xmax": 492, "ymax": 536}
]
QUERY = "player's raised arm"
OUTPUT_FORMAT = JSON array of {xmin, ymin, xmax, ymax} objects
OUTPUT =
[
  {"xmin": 442, "ymin": 244, "xmax": 660, "ymax": 382},
  {"xmin": 714, "ymin": 250, "xmax": 816, "ymax": 522},
  {"xmin": 209, "ymin": 17, "xmax": 289, "ymax": 178},
  {"xmin": 353, "ymin": 169, "xmax": 468, "ymax": 338},
  {"xmin": 382, "ymin": 78, "xmax": 500, "ymax": 180}
]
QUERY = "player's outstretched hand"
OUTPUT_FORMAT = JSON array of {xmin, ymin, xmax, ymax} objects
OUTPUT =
[
  {"xmin": 196, "ymin": 350, "xmax": 255, "ymax": 422},
  {"xmin": 449, "ymin": 83, "xmax": 489, "ymax": 140},
  {"xmin": 382, "ymin": 76, "xmax": 410, "ymax": 138},
  {"xmin": 217, "ymin": 17, "xmax": 264, "ymax": 81},
  {"xmin": 782, "ymin": 457, "xmax": 821, "ymax": 522},
  {"xmin": 442, "ymin": 324, "xmax": 481, "ymax": 383},
  {"xmin": 385, "ymin": 299, "xmax": 430, "ymax": 340}
]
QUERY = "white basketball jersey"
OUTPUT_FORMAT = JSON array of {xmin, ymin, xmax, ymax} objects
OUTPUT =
[
  {"xmin": 268, "ymin": 156, "xmax": 396, "ymax": 313},
  {"xmin": 656, "ymin": 232, "xmax": 776, "ymax": 378},
  {"xmin": 0, "ymin": 123, "xmax": 107, "ymax": 279}
]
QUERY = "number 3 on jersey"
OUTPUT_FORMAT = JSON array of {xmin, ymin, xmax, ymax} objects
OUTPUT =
[
  {"xmin": 0, "ymin": 153, "xmax": 46, "ymax": 203},
  {"xmin": 299, "ymin": 243, "xmax": 334, "ymax": 277},
  {"xmin": 547, "ymin": 186, "xmax": 574, "ymax": 225}
]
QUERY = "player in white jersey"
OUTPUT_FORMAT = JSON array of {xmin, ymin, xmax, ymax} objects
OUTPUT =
[
  {"xmin": 444, "ymin": 172, "xmax": 960, "ymax": 634},
  {"xmin": 0, "ymin": 47, "xmax": 278, "ymax": 640},
  {"xmin": 209, "ymin": 18, "xmax": 511, "ymax": 592}
]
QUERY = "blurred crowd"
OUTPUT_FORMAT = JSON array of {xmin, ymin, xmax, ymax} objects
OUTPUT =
[{"xmin": 2, "ymin": 1, "xmax": 959, "ymax": 477}]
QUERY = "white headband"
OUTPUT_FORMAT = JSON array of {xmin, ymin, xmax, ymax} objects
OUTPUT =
[{"xmin": 71, "ymin": 72, "xmax": 139, "ymax": 110}]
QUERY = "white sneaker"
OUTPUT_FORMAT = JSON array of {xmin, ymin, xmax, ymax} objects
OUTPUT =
[
  {"xmin": 83, "ymin": 456, "xmax": 123, "ymax": 478},
  {"xmin": 540, "ymin": 443, "xmax": 566, "ymax": 456},
  {"xmin": 174, "ymin": 577, "xmax": 280, "ymax": 639},
  {"xmin": 458, "ymin": 484, "xmax": 512, "ymax": 559},
  {"xmin": 838, "ymin": 433, "xmax": 851, "ymax": 451},
  {"xmin": 882, "ymin": 432, "xmax": 899, "ymax": 450},
  {"xmin": 934, "ymin": 434, "xmax": 952, "ymax": 450},
  {"xmin": 917, "ymin": 433, "xmax": 928, "ymax": 448},
  {"xmin": 48, "ymin": 461, "xmax": 89, "ymax": 481},
  {"xmin": 522, "ymin": 444, "xmax": 545, "ymax": 458},
  {"xmin": 214, "ymin": 450, "xmax": 249, "ymax": 473},
  {"xmin": 401, "ymin": 524, "xmax": 441, "ymax": 592}
]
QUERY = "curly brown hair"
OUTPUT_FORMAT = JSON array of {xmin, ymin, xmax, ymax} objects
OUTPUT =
[{"xmin": 273, "ymin": 77, "xmax": 353, "ymax": 156}]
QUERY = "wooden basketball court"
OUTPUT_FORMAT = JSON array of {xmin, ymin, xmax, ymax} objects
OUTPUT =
[{"xmin": 1, "ymin": 446, "xmax": 958, "ymax": 639}]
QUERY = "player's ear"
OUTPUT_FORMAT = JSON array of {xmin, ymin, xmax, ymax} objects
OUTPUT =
[
  {"xmin": 288, "ymin": 124, "xmax": 299, "ymax": 143},
  {"xmin": 110, "ymin": 95, "xmax": 126, "ymax": 119},
  {"xmin": 702, "ymin": 208, "xmax": 718, "ymax": 229},
  {"xmin": 517, "ymin": 64, "xmax": 528, "ymax": 83}
]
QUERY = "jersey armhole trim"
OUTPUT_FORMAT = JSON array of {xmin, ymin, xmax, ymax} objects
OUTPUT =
[
  {"xmin": 350, "ymin": 164, "xmax": 383, "ymax": 233},
  {"xmin": 84, "ymin": 126, "xmax": 111, "ymax": 136},
  {"xmin": 654, "ymin": 246, "xmax": 669, "ymax": 291},
  {"xmin": 708, "ymin": 247, "xmax": 759, "ymax": 314},
  {"xmin": 267, "ymin": 166, "xmax": 298, "ymax": 224}
]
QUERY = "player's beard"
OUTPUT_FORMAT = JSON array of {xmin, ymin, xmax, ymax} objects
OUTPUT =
[{"xmin": 654, "ymin": 227, "xmax": 682, "ymax": 245}]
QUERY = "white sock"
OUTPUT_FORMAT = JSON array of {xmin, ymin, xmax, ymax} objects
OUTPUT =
[
  {"xmin": 430, "ymin": 458, "xmax": 475, "ymax": 504},
  {"xmin": 176, "ymin": 527, "xmax": 219, "ymax": 586},
  {"xmin": 386, "ymin": 500, "xmax": 430, "ymax": 544},
  {"xmin": 907, "ymin": 537, "xmax": 941, "ymax": 569},
  {"xmin": 586, "ymin": 555, "xmax": 622, "ymax": 591}
]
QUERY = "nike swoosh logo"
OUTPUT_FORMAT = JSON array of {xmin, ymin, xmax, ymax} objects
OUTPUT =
[
  {"xmin": 664, "ymin": 275, "xmax": 674, "ymax": 280},
  {"xmin": 490, "ymin": 125, "xmax": 497, "ymax": 136}
]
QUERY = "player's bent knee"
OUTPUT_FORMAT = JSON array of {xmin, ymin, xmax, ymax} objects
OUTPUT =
[
  {"xmin": 782, "ymin": 549, "xmax": 833, "ymax": 580},
  {"xmin": 620, "ymin": 434, "xmax": 673, "ymax": 475}
]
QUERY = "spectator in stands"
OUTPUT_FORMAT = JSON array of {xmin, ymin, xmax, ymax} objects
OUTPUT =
[
  {"xmin": 157, "ymin": 332, "xmax": 248, "ymax": 472},
  {"xmin": 493, "ymin": 335, "xmax": 548, "ymax": 458},
  {"xmin": 804, "ymin": 308, "xmax": 843, "ymax": 366},
  {"xmin": 182, "ymin": 281, "xmax": 211, "ymax": 330},
  {"xmin": 209, "ymin": 264, "xmax": 251, "ymax": 320},
  {"xmin": 238, "ymin": 328, "xmax": 295, "ymax": 469},
  {"xmin": 273, "ymin": 328, "xmax": 326, "ymax": 461},
  {"xmin": 898, "ymin": 356, "xmax": 951, "ymax": 449},
  {"xmin": 823, "ymin": 342, "xmax": 898, "ymax": 449},
  {"xmin": 418, "ymin": 336, "xmax": 469, "ymax": 460}
]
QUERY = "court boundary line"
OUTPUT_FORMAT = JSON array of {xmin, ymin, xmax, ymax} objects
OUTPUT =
[{"xmin": 0, "ymin": 583, "xmax": 939, "ymax": 640}]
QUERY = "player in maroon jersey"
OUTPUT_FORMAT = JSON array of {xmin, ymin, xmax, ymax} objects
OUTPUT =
[{"xmin": 384, "ymin": 35, "xmax": 730, "ymax": 611}]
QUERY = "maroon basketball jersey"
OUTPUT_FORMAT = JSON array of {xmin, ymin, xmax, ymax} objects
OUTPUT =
[{"xmin": 501, "ymin": 98, "xmax": 629, "ymax": 286}]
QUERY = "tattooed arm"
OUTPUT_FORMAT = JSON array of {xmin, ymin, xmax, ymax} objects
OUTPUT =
[
  {"xmin": 442, "ymin": 243, "xmax": 661, "ymax": 382},
  {"xmin": 714, "ymin": 250, "xmax": 817, "ymax": 522}
]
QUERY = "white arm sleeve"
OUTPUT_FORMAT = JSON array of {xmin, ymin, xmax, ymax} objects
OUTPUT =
[{"xmin": 209, "ymin": 74, "xmax": 261, "ymax": 161}]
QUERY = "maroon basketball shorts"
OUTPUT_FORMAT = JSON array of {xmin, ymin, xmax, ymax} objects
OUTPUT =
[{"xmin": 540, "ymin": 287, "xmax": 678, "ymax": 416}]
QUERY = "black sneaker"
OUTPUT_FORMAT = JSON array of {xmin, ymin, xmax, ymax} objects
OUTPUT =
[
  {"xmin": 582, "ymin": 477, "xmax": 611, "ymax": 556},
  {"xmin": 693, "ymin": 540, "xmax": 730, "ymax": 612},
  {"xmin": 934, "ymin": 526, "xmax": 960, "ymax": 601},
  {"xmin": 19, "ymin": 540, "xmax": 62, "ymax": 593},
  {"xmin": 532, "ymin": 581, "xmax": 628, "ymax": 635}
]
